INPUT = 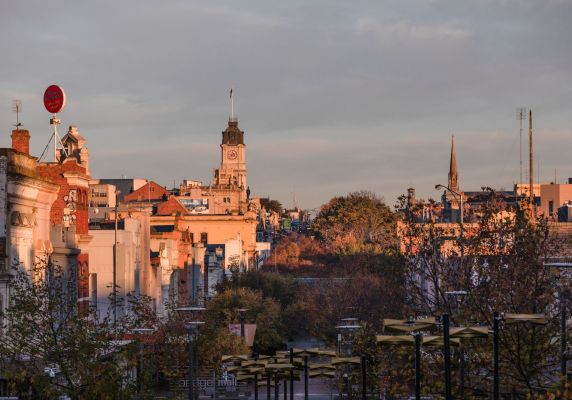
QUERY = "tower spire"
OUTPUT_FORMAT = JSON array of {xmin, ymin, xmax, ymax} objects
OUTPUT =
[{"xmin": 448, "ymin": 135, "xmax": 459, "ymax": 191}]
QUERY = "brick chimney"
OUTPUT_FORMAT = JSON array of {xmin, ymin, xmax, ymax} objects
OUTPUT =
[{"xmin": 11, "ymin": 129, "xmax": 30, "ymax": 155}]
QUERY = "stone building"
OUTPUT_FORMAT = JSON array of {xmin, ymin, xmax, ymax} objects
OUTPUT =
[
  {"xmin": 0, "ymin": 129, "xmax": 59, "ymax": 327},
  {"xmin": 36, "ymin": 125, "xmax": 92, "ymax": 313}
]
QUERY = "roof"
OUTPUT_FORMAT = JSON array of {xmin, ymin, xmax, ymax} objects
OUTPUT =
[
  {"xmin": 222, "ymin": 120, "xmax": 244, "ymax": 145},
  {"xmin": 155, "ymin": 196, "xmax": 188, "ymax": 216},
  {"xmin": 124, "ymin": 181, "xmax": 169, "ymax": 203}
]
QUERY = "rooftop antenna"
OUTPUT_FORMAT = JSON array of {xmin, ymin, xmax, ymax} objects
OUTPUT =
[
  {"xmin": 516, "ymin": 108, "xmax": 528, "ymax": 192},
  {"xmin": 12, "ymin": 99, "xmax": 23, "ymax": 128}
]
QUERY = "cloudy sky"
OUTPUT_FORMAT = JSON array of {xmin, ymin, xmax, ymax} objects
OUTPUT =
[{"xmin": 1, "ymin": 0, "xmax": 571, "ymax": 209}]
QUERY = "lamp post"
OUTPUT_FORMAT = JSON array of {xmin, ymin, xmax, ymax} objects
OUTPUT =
[
  {"xmin": 177, "ymin": 307, "xmax": 206, "ymax": 400},
  {"xmin": 131, "ymin": 327, "xmax": 155, "ymax": 397},
  {"xmin": 380, "ymin": 317, "xmax": 437, "ymax": 400},
  {"xmin": 113, "ymin": 189, "xmax": 120, "ymax": 329},
  {"xmin": 442, "ymin": 314, "xmax": 452, "ymax": 400},
  {"xmin": 336, "ymin": 318, "xmax": 361, "ymax": 400},
  {"xmin": 414, "ymin": 333, "xmax": 421, "ymax": 400},
  {"xmin": 492, "ymin": 312, "xmax": 546, "ymax": 400},
  {"xmin": 544, "ymin": 262, "xmax": 572, "ymax": 390},
  {"xmin": 293, "ymin": 348, "xmax": 321, "ymax": 400},
  {"xmin": 238, "ymin": 308, "xmax": 248, "ymax": 340},
  {"xmin": 445, "ymin": 290, "xmax": 468, "ymax": 398}
]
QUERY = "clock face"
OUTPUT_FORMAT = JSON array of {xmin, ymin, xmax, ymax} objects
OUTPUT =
[{"xmin": 227, "ymin": 150, "xmax": 238, "ymax": 160}]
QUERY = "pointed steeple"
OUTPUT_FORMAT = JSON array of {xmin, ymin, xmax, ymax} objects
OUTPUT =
[{"xmin": 448, "ymin": 135, "xmax": 459, "ymax": 191}]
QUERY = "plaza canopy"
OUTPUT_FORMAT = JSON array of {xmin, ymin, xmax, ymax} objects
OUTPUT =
[{"xmin": 383, "ymin": 317, "xmax": 436, "ymax": 332}]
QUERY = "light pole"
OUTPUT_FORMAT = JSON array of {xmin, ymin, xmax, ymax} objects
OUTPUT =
[
  {"xmin": 492, "ymin": 312, "xmax": 546, "ymax": 400},
  {"xmin": 131, "ymin": 327, "xmax": 155, "ymax": 397},
  {"xmin": 442, "ymin": 314, "xmax": 452, "ymax": 400},
  {"xmin": 445, "ymin": 290, "xmax": 468, "ymax": 398},
  {"xmin": 113, "ymin": 189, "xmax": 120, "ymax": 329},
  {"xmin": 380, "ymin": 317, "xmax": 437, "ymax": 400},
  {"xmin": 544, "ymin": 262, "xmax": 572, "ymax": 391},
  {"xmin": 336, "ymin": 318, "xmax": 361, "ymax": 400},
  {"xmin": 238, "ymin": 308, "xmax": 248, "ymax": 340},
  {"xmin": 177, "ymin": 307, "xmax": 206, "ymax": 400}
]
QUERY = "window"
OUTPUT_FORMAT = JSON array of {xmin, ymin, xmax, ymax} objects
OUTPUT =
[
  {"xmin": 200, "ymin": 232, "xmax": 208, "ymax": 245},
  {"xmin": 549, "ymin": 200, "xmax": 554, "ymax": 215}
]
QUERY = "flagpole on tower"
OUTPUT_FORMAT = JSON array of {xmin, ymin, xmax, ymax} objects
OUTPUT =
[{"xmin": 230, "ymin": 88, "xmax": 234, "ymax": 121}]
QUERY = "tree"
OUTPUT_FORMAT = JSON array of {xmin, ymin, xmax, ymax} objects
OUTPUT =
[
  {"xmin": 0, "ymin": 258, "xmax": 133, "ymax": 399},
  {"xmin": 312, "ymin": 191, "xmax": 397, "ymax": 255},
  {"xmin": 395, "ymin": 192, "xmax": 566, "ymax": 398},
  {"xmin": 268, "ymin": 200, "xmax": 283, "ymax": 215},
  {"xmin": 199, "ymin": 287, "xmax": 285, "ymax": 359}
]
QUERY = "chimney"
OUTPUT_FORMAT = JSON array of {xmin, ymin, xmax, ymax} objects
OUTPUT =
[{"xmin": 11, "ymin": 129, "xmax": 30, "ymax": 155}]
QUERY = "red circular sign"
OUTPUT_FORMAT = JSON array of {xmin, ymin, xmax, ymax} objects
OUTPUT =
[{"xmin": 43, "ymin": 85, "xmax": 66, "ymax": 114}]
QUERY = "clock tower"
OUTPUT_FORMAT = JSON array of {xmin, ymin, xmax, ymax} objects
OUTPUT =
[{"xmin": 214, "ymin": 118, "xmax": 247, "ymax": 191}]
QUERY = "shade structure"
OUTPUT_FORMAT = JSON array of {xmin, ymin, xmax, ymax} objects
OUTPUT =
[
  {"xmin": 318, "ymin": 349, "xmax": 337, "ymax": 357},
  {"xmin": 258, "ymin": 381, "xmax": 276, "ymax": 387},
  {"xmin": 265, "ymin": 363, "xmax": 295, "ymax": 372},
  {"xmin": 226, "ymin": 366, "xmax": 243, "ymax": 373},
  {"xmin": 309, "ymin": 363, "xmax": 336, "ymax": 371},
  {"xmin": 222, "ymin": 354, "xmax": 250, "ymax": 362},
  {"xmin": 331, "ymin": 357, "xmax": 361, "ymax": 366},
  {"xmin": 276, "ymin": 350, "xmax": 289, "ymax": 357},
  {"xmin": 236, "ymin": 374, "xmax": 255, "ymax": 382},
  {"xmin": 248, "ymin": 367, "xmax": 265, "ymax": 374},
  {"xmin": 384, "ymin": 317, "xmax": 436, "ymax": 332},
  {"xmin": 275, "ymin": 357, "xmax": 303, "ymax": 365},
  {"xmin": 422, "ymin": 336, "xmax": 461, "ymax": 347},
  {"xmin": 449, "ymin": 326, "xmax": 489, "ymax": 338},
  {"xmin": 376, "ymin": 335, "xmax": 415, "ymax": 345},
  {"xmin": 242, "ymin": 359, "xmax": 268, "ymax": 367},
  {"xmin": 504, "ymin": 313, "xmax": 546, "ymax": 325},
  {"xmin": 309, "ymin": 370, "xmax": 336, "ymax": 378},
  {"xmin": 292, "ymin": 348, "xmax": 321, "ymax": 357}
]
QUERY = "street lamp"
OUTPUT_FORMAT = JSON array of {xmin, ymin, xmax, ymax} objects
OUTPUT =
[
  {"xmin": 491, "ymin": 312, "xmax": 546, "ymax": 400},
  {"xmin": 381, "ymin": 316, "xmax": 437, "ymax": 400},
  {"xmin": 113, "ymin": 189, "xmax": 120, "ymax": 330},
  {"xmin": 131, "ymin": 327, "xmax": 155, "ymax": 397},
  {"xmin": 336, "ymin": 318, "xmax": 362, "ymax": 400},
  {"xmin": 238, "ymin": 308, "xmax": 249, "ymax": 340},
  {"xmin": 177, "ymin": 307, "xmax": 206, "ymax": 400},
  {"xmin": 292, "ymin": 348, "xmax": 321, "ymax": 400},
  {"xmin": 545, "ymin": 262, "xmax": 572, "ymax": 391}
]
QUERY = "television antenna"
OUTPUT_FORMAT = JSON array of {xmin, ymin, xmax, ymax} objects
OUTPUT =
[
  {"xmin": 12, "ymin": 99, "xmax": 23, "ymax": 128},
  {"xmin": 516, "ymin": 108, "xmax": 528, "ymax": 194}
]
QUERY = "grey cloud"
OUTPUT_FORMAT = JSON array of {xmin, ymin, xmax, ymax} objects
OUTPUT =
[{"xmin": 0, "ymin": 0, "xmax": 571, "ymax": 209}]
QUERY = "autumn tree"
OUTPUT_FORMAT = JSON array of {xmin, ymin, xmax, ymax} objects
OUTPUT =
[
  {"xmin": 395, "ymin": 192, "xmax": 566, "ymax": 398},
  {"xmin": 198, "ymin": 287, "xmax": 285, "ymax": 360},
  {"xmin": 312, "ymin": 191, "xmax": 397, "ymax": 255},
  {"xmin": 0, "ymin": 259, "xmax": 134, "ymax": 399}
]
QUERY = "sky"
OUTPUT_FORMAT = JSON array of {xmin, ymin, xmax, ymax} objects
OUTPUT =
[{"xmin": 1, "ymin": 0, "xmax": 571, "ymax": 210}]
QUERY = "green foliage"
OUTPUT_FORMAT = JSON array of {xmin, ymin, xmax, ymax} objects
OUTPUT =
[
  {"xmin": 218, "ymin": 270, "xmax": 299, "ymax": 309},
  {"xmin": 0, "ymin": 258, "xmax": 134, "ymax": 399},
  {"xmin": 396, "ymin": 191, "xmax": 566, "ymax": 397},
  {"xmin": 312, "ymin": 191, "xmax": 397, "ymax": 255},
  {"xmin": 202, "ymin": 287, "xmax": 285, "ymax": 355},
  {"xmin": 265, "ymin": 199, "xmax": 284, "ymax": 215}
]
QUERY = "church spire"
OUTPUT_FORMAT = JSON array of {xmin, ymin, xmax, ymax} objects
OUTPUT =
[{"xmin": 448, "ymin": 135, "xmax": 459, "ymax": 191}]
